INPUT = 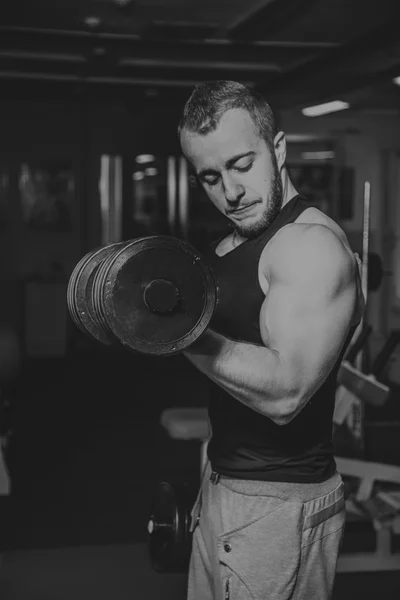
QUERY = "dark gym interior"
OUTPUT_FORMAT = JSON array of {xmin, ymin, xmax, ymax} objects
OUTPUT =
[{"xmin": 1, "ymin": 1, "xmax": 400, "ymax": 598}]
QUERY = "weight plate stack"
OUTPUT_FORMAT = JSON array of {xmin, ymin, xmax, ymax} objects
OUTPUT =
[
  {"xmin": 67, "ymin": 242, "xmax": 126, "ymax": 345},
  {"xmin": 97, "ymin": 236, "xmax": 217, "ymax": 356}
]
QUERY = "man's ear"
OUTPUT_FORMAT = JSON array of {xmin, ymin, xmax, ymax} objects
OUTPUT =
[{"xmin": 273, "ymin": 131, "xmax": 286, "ymax": 171}]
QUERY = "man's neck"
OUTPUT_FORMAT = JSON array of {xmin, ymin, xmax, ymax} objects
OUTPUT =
[{"xmin": 281, "ymin": 169, "xmax": 299, "ymax": 209}]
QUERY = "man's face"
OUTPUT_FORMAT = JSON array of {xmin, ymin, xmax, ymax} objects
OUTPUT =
[{"xmin": 180, "ymin": 108, "xmax": 284, "ymax": 239}]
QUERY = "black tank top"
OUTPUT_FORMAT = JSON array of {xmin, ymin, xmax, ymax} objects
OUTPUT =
[{"xmin": 204, "ymin": 195, "xmax": 355, "ymax": 483}]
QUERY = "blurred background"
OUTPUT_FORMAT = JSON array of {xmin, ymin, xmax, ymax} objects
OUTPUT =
[{"xmin": 1, "ymin": 0, "xmax": 400, "ymax": 598}]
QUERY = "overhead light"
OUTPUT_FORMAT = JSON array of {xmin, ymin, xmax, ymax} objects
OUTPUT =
[
  {"xmin": 302, "ymin": 100, "xmax": 350, "ymax": 117},
  {"xmin": 285, "ymin": 134, "xmax": 325, "ymax": 143},
  {"xmin": 135, "ymin": 154, "xmax": 156, "ymax": 164},
  {"xmin": 145, "ymin": 167, "xmax": 158, "ymax": 176},
  {"xmin": 301, "ymin": 151, "xmax": 335, "ymax": 160},
  {"xmin": 93, "ymin": 47, "xmax": 106, "ymax": 57},
  {"xmin": 83, "ymin": 16, "xmax": 101, "ymax": 28},
  {"xmin": 132, "ymin": 171, "xmax": 145, "ymax": 181},
  {"xmin": 393, "ymin": 76, "xmax": 400, "ymax": 86},
  {"xmin": 0, "ymin": 50, "xmax": 85, "ymax": 63}
]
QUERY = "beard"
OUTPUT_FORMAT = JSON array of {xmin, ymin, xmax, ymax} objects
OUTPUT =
[{"xmin": 232, "ymin": 157, "xmax": 283, "ymax": 240}]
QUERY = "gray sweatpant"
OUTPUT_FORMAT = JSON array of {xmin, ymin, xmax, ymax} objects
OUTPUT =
[{"xmin": 187, "ymin": 462, "xmax": 345, "ymax": 600}]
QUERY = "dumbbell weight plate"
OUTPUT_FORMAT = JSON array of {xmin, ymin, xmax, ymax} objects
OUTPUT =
[
  {"xmin": 67, "ymin": 252, "xmax": 91, "ymax": 336},
  {"xmin": 67, "ymin": 242, "xmax": 125, "ymax": 345},
  {"xmin": 90, "ymin": 241, "xmax": 130, "ymax": 343},
  {"xmin": 148, "ymin": 480, "xmax": 195, "ymax": 573},
  {"xmin": 67, "ymin": 247, "xmax": 104, "ymax": 340},
  {"xmin": 98, "ymin": 236, "xmax": 217, "ymax": 356}
]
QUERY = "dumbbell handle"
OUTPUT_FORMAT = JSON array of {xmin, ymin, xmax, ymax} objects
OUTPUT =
[{"xmin": 147, "ymin": 518, "xmax": 172, "ymax": 535}]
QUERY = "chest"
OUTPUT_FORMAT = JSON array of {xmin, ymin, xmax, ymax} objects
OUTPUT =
[{"xmin": 207, "ymin": 244, "xmax": 267, "ymax": 344}]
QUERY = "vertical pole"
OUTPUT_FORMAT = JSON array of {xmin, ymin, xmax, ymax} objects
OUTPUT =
[
  {"xmin": 178, "ymin": 156, "xmax": 189, "ymax": 240},
  {"xmin": 167, "ymin": 156, "xmax": 177, "ymax": 235},
  {"xmin": 351, "ymin": 181, "xmax": 371, "ymax": 456},
  {"xmin": 358, "ymin": 180, "xmax": 371, "ymax": 360}
]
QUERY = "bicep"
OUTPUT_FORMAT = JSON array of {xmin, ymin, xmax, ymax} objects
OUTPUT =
[{"xmin": 260, "ymin": 228, "xmax": 358, "ymax": 399}]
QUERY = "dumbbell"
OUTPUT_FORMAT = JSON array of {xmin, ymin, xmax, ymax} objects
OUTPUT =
[
  {"xmin": 147, "ymin": 480, "xmax": 196, "ymax": 573},
  {"xmin": 67, "ymin": 236, "xmax": 217, "ymax": 355}
]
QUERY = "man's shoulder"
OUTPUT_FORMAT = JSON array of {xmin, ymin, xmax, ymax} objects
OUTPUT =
[
  {"xmin": 264, "ymin": 220, "xmax": 354, "ymax": 283},
  {"xmin": 269, "ymin": 203, "xmax": 350, "ymax": 255},
  {"xmin": 270, "ymin": 219, "xmax": 345, "ymax": 254}
]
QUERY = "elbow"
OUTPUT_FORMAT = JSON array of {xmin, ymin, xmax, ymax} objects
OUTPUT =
[
  {"xmin": 271, "ymin": 416, "xmax": 290, "ymax": 426},
  {"xmin": 269, "ymin": 394, "xmax": 303, "ymax": 426},
  {"xmin": 268, "ymin": 405, "xmax": 295, "ymax": 426},
  {"xmin": 271, "ymin": 413, "xmax": 294, "ymax": 426}
]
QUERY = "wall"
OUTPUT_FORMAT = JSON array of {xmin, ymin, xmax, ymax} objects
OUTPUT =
[{"xmin": 0, "ymin": 97, "xmax": 85, "ymax": 343}]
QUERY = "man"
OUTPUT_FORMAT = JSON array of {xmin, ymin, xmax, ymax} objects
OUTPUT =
[{"xmin": 178, "ymin": 81, "xmax": 364, "ymax": 600}]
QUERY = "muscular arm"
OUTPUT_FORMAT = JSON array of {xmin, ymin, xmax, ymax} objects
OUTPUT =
[{"xmin": 183, "ymin": 224, "xmax": 361, "ymax": 425}]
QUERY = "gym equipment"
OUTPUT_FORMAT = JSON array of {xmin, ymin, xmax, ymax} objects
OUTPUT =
[
  {"xmin": 148, "ymin": 407, "xmax": 210, "ymax": 573},
  {"xmin": 67, "ymin": 241, "xmax": 127, "ymax": 345},
  {"xmin": 344, "ymin": 180, "xmax": 371, "ymax": 455},
  {"xmin": 68, "ymin": 236, "xmax": 216, "ymax": 356},
  {"xmin": 338, "ymin": 330, "xmax": 400, "ymax": 407},
  {"xmin": 334, "ymin": 330, "xmax": 400, "ymax": 425},
  {"xmin": 148, "ymin": 480, "xmax": 196, "ymax": 573},
  {"xmin": 336, "ymin": 456, "xmax": 400, "ymax": 573}
]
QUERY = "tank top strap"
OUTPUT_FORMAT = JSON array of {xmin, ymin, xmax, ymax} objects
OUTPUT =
[{"xmin": 253, "ymin": 194, "xmax": 317, "ymax": 251}]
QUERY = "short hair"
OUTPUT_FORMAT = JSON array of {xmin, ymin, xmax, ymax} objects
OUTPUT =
[{"xmin": 178, "ymin": 80, "xmax": 278, "ymax": 148}]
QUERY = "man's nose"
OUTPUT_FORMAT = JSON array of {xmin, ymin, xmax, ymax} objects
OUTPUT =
[{"xmin": 223, "ymin": 174, "xmax": 245, "ymax": 203}]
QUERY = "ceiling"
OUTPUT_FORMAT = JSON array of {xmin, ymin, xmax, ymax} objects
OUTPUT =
[{"xmin": 0, "ymin": 0, "xmax": 400, "ymax": 113}]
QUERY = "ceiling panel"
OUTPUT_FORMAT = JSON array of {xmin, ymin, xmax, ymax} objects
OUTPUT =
[{"xmin": 0, "ymin": 0, "xmax": 399, "ymax": 112}]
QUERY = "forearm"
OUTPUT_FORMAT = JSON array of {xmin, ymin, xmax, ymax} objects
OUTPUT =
[{"xmin": 183, "ymin": 329, "xmax": 299, "ymax": 424}]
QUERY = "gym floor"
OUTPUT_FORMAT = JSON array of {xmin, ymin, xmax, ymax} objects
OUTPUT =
[
  {"xmin": 1, "ymin": 342, "xmax": 400, "ymax": 599},
  {"xmin": 1, "ymin": 543, "xmax": 400, "ymax": 599}
]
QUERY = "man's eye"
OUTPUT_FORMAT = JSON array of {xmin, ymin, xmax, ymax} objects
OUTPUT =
[
  {"xmin": 203, "ymin": 175, "xmax": 219, "ymax": 186},
  {"xmin": 234, "ymin": 162, "xmax": 252, "ymax": 172}
]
